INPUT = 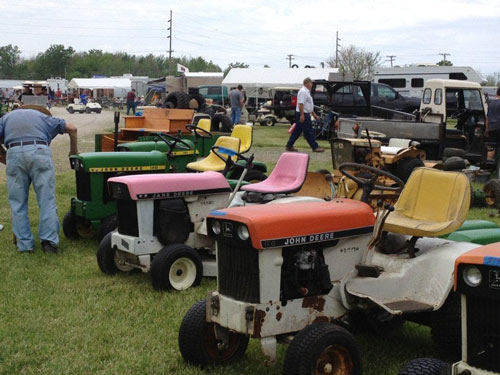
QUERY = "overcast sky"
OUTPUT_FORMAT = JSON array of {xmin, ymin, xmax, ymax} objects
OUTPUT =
[{"xmin": 1, "ymin": 0, "xmax": 499, "ymax": 77}]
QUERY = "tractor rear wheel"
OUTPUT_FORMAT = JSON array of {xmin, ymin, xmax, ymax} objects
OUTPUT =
[
  {"xmin": 150, "ymin": 244, "xmax": 202, "ymax": 291},
  {"xmin": 164, "ymin": 91, "xmax": 190, "ymax": 109},
  {"xmin": 179, "ymin": 300, "xmax": 249, "ymax": 367},
  {"xmin": 484, "ymin": 179, "xmax": 500, "ymax": 208},
  {"xmin": 396, "ymin": 157, "xmax": 425, "ymax": 182},
  {"xmin": 96, "ymin": 233, "xmax": 135, "ymax": 274},
  {"xmin": 283, "ymin": 323, "xmax": 361, "ymax": 375},
  {"xmin": 399, "ymin": 358, "xmax": 451, "ymax": 375},
  {"xmin": 242, "ymin": 169, "xmax": 267, "ymax": 183},
  {"xmin": 62, "ymin": 211, "xmax": 79, "ymax": 239}
]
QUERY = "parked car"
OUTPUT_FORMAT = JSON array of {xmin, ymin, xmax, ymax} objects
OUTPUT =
[{"xmin": 198, "ymin": 85, "xmax": 228, "ymax": 106}]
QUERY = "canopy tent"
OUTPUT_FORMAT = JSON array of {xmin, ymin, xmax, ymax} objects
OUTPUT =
[
  {"xmin": 68, "ymin": 78, "xmax": 132, "ymax": 97},
  {"xmin": 222, "ymin": 67, "xmax": 339, "ymax": 97}
]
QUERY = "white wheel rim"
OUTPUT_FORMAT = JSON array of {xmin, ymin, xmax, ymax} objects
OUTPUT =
[
  {"xmin": 169, "ymin": 257, "xmax": 197, "ymax": 290},
  {"xmin": 114, "ymin": 250, "xmax": 135, "ymax": 272}
]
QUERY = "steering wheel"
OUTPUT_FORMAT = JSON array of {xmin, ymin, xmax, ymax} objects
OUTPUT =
[
  {"xmin": 339, "ymin": 163, "xmax": 405, "ymax": 203},
  {"xmin": 154, "ymin": 133, "xmax": 192, "ymax": 160},
  {"xmin": 186, "ymin": 124, "xmax": 213, "ymax": 139},
  {"xmin": 449, "ymin": 108, "xmax": 470, "ymax": 119},
  {"xmin": 211, "ymin": 146, "xmax": 254, "ymax": 174}
]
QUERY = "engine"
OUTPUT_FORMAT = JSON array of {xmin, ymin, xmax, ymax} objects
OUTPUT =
[{"xmin": 280, "ymin": 246, "xmax": 333, "ymax": 303}]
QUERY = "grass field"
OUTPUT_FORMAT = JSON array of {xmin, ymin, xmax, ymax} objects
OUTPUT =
[{"xmin": 1, "ymin": 122, "xmax": 498, "ymax": 375}]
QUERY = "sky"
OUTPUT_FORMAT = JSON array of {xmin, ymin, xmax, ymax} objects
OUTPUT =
[{"xmin": 1, "ymin": 0, "xmax": 499, "ymax": 77}]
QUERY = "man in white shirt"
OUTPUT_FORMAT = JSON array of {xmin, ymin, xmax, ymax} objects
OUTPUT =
[{"xmin": 285, "ymin": 77, "xmax": 324, "ymax": 152}]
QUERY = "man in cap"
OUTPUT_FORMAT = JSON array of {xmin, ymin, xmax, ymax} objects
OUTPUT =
[
  {"xmin": 286, "ymin": 77, "xmax": 324, "ymax": 153},
  {"xmin": 0, "ymin": 105, "xmax": 78, "ymax": 253}
]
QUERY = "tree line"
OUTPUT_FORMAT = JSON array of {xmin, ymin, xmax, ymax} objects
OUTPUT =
[{"xmin": 0, "ymin": 44, "xmax": 238, "ymax": 81}]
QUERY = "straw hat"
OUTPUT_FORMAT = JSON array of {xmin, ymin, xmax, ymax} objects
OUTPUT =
[{"xmin": 18, "ymin": 104, "xmax": 52, "ymax": 116}]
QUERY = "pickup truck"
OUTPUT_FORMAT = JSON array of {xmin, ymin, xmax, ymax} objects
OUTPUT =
[
  {"xmin": 312, "ymin": 80, "xmax": 420, "ymax": 116},
  {"xmin": 336, "ymin": 79, "xmax": 491, "ymax": 170}
]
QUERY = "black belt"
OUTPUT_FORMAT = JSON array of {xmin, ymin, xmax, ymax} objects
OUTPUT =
[{"xmin": 7, "ymin": 140, "xmax": 48, "ymax": 149}]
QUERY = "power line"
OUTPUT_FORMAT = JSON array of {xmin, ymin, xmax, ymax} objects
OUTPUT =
[
  {"xmin": 438, "ymin": 52, "xmax": 450, "ymax": 63},
  {"xmin": 167, "ymin": 10, "xmax": 173, "ymax": 75},
  {"xmin": 335, "ymin": 31, "xmax": 341, "ymax": 67},
  {"xmin": 286, "ymin": 54, "xmax": 295, "ymax": 68}
]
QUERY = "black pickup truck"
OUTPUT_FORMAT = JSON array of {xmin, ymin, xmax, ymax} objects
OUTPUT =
[{"xmin": 312, "ymin": 80, "xmax": 420, "ymax": 116}]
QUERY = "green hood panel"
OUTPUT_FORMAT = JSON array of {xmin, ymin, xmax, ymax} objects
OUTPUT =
[{"xmin": 71, "ymin": 151, "xmax": 166, "ymax": 172}]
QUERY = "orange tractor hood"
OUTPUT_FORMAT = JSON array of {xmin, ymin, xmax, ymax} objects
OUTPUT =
[{"xmin": 209, "ymin": 199, "xmax": 375, "ymax": 249}]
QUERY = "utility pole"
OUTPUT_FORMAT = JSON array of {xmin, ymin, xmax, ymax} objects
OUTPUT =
[
  {"xmin": 386, "ymin": 55, "xmax": 396, "ymax": 67},
  {"xmin": 286, "ymin": 54, "xmax": 295, "ymax": 68},
  {"xmin": 335, "ymin": 31, "xmax": 341, "ymax": 68},
  {"xmin": 438, "ymin": 52, "xmax": 450, "ymax": 64},
  {"xmin": 167, "ymin": 10, "xmax": 173, "ymax": 75}
]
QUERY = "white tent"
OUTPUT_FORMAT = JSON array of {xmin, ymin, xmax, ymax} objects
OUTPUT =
[
  {"xmin": 223, "ymin": 67, "xmax": 338, "ymax": 90},
  {"xmin": 67, "ymin": 78, "xmax": 132, "ymax": 97}
]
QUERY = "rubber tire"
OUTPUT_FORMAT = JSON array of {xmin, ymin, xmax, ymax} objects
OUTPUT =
[
  {"xmin": 283, "ymin": 322, "xmax": 361, "ymax": 375},
  {"xmin": 430, "ymin": 292, "xmax": 461, "ymax": 360},
  {"xmin": 97, "ymin": 215, "xmax": 117, "ymax": 242},
  {"xmin": 189, "ymin": 93, "xmax": 206, "ymax": 112},
  {"xmin": 67, "ymin": 107, "xmax": 74, "ymax": 114},
  {"xmin": 96, "ymin": 109, "xmax": 102, "ymax": 114},
  {"xmin": 484, "ymin": 179, "xmax": 500, "ymax": 208},
  {"xmin": 443, "ymin": 147, "xmax": 466, "ymax": 159},
  {"xmin": 179, "ymin": 300, "xmax": 249, "ymax": 367},
  {"xmin": 97, "ymin": 232, "xmax": 120, "ymax": 275},
  {"xmin": 396, "ymin": 157, "xmax": 425, "ymax": 183},
  {"xmin": 260, "ymin": 117, "xmax": 276, "ymax": 126},
  {"xmin": 164, "ymin": 101, "xmax": 174, "ymax": 109},
  {"xmin": 211, "ymin": 113, "xmax": 232, "ymax": 132},
  {"xmin": 164, "ymin": 91, "xmax": 190, "ymax": 109},
  {"xmin": 62, "ymin": 211, "xmax": 79, "ymax": 239},
  {"xmin": 150, "ymin": 244, "xmax": 203, "ymax": 291},
  {"xmin": 399, "ymin": 358, "xmax": 451, "ymax": 375},
  {"xmin": 85, "ymin": 107, "xmax": 91, "ymax": 114},
  {"xmin": 243, "ymin": 169, "xmax": 267, "ymax": 183},
  {"xmin": 442, "ymin": 156, "xmax": 466, "ymax": 171}
]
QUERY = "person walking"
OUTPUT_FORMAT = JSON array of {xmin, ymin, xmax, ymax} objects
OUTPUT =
[
  {"xmin": 229, "ymin": 85, "xmax": 244, "ymax": 125},
  {"xmin": 286, "ymin": 77, "xmax": 324, "ymax": 153},
  {"xmin": 486, "ymin": 87, "xmax": 500, "ymax": 140},
  {"xmin": 0, "ymin": 105, "xmax": 78, "ymax": 253},
  {"xmin": 126, "ymin": 88, "xmax": 136, "ymax": 115}
]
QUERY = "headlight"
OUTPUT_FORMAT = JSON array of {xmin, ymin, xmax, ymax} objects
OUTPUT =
[
  {"xmin": 211, "ymin": 220, "xmax": 221, "ymax": 235},
  {"xmin": 237, "ymin": 225, "xmax": 249, "ymax": 240},
  {"xmin": 463, "ymin": 266, "xmax": 482, "ymax": 287}
]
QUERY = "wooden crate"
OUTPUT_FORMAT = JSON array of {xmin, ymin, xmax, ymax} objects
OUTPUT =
[{"xmin": 124, "ymin": 108, "xmax": 194, "ymax": 133}]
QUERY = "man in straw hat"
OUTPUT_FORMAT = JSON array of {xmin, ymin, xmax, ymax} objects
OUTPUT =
[{"xmin": 0, "ymin": 105, "xmax": 78, "ymax": 253}]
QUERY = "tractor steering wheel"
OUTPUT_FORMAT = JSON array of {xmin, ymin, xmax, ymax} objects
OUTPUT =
[
  {"xmin": 211, "ymin": 146, "xmax": 254, "ymax": 175},
  {"xmin": 186, "ymin": 124, "xmax": 213, "ymax": 139},
  {"xmin": 155, "ymin": 132, "xmax": 192, "ymax": 150},
  {"xmin": 339, "ymin": 163, "xmax": 405, "ymax": 203},
  {"xmin": 449, "ymin": 108, "xmax": 470, "ymax": 119}
]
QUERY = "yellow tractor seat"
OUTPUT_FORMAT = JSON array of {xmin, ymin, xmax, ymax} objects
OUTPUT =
[
  {"xmin": 384, "ymin": 168, "xmax": 470, "ymax": 238},
  {"xmin": 197, "ymin": 118, "xmax": 212, "ymax": 132},
  {"xmin": 186, "ymin": 136, "xmax": 241, "ymax": 172},
  {"xmin": 231, "ymin": 124, "xmax": 253, "ymax": 154}
]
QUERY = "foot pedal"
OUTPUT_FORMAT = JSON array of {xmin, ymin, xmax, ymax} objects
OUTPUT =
[{"xmin": 356, "ymin": 264, "xmax": 384, "ymax": 278}]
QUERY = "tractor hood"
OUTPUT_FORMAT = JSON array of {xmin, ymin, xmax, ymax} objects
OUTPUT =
[
  {"xmin": 70, "ymin": 151, "xmax": 166, "ymax": 172},
  {"xmin": 108, "ymin": 171, "xmax": 231, "ymax": 200},
  {"xmin": 454, "ymin": 243, "xmax": 500, "ymax": 289},
  {"xmin": 208, "ymin": 199, "xmax": 375, "ymax": 250}
]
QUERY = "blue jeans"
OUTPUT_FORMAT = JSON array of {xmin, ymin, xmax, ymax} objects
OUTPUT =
[
  {"xmin": 126, "ymin": 101, "xmax": 136, "ymax": 115},
  {"xmin": 231, "ymin": 107, "xmax": 242, "ymax": 125},
  {"xmin": 6, "ymin": 145, "xmax": 59, "ymax": 251},
  {"xmin": 286, "ymin": 112, "xmax": 319, "ymax": 150}
]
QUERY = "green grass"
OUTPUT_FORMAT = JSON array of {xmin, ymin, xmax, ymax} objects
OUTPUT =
[{"xmin": 0, "ymin": 124, "xmax": 497, "ymax": 375}]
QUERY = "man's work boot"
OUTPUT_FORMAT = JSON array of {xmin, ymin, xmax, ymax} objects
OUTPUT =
[
  {"xmin": 313, "ymin": 147, "xmax": 325, "ymax": 153},
  {"xmin": 286, "ymin": 146, "xmax": 298, "ymax": 152},
  {"xmin": 41, "ymin": 240, "xmax": 59, "ymax": 254}
]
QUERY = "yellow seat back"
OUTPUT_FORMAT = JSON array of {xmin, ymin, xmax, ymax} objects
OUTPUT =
[
  {"xmin": 186, "ymin": 136, "xmax": 241, "ymax": 172},
  {"xmin": 384, "ymin": 168, "xmax": 470, "ymax": 237},
  {"xmin": 231, "ymin": 125, "xmax": 253, "ymax": 153},
  {"xmin": 197, "ymin": 118, "xmax": 211, "ymax": 132}
]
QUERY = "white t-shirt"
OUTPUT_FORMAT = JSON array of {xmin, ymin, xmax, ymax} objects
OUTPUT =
[{"xmin": 296, "ymin": 85, "xmax": 314, "ymax": 113}]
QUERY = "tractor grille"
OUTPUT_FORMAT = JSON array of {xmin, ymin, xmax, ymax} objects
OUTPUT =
[
  {"xmin": 467, "ymin": 294, "xmax": 500, "ymax": 372},
  {"xmin": 75, "ymin": 170, "xmax": 91, "ymax": 201},
  {"xmin": 217, "ymin": 241, "xmax": 260, "ymax": 303},
  {"xmin": 116, "ymin": 200, "xmax": 138, "ymax": 237}
]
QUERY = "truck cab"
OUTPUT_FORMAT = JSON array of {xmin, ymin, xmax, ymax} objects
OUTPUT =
[{"xmin": 198, "ymin": 85, "xmax": 228, "ymax": 105}]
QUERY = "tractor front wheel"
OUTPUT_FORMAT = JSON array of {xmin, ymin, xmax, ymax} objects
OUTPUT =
[
  {"xmin": 484, "ymin": 179, "xmax": 500, "ymax": 208},
  {"xmin": 179, "ymin": 300, "xmax": 249, "ymax": 367},
  {"xmin": 150, "ymin": 244, "xmax": 202, "ymax": 291},
  {"xmin": 283, "ymin": 323, "xmax": 361, "ymax": 375},
  {"xmin": 399, "ymin": 358, "xmax": 451, "ymax": 375},
  {"xmin": 96, "ymin": 233, "xmax": 135, "ymax": 274},
  {"xmin": 62, "ymin": 211, "xmax": 79, "ymax": 239}
]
